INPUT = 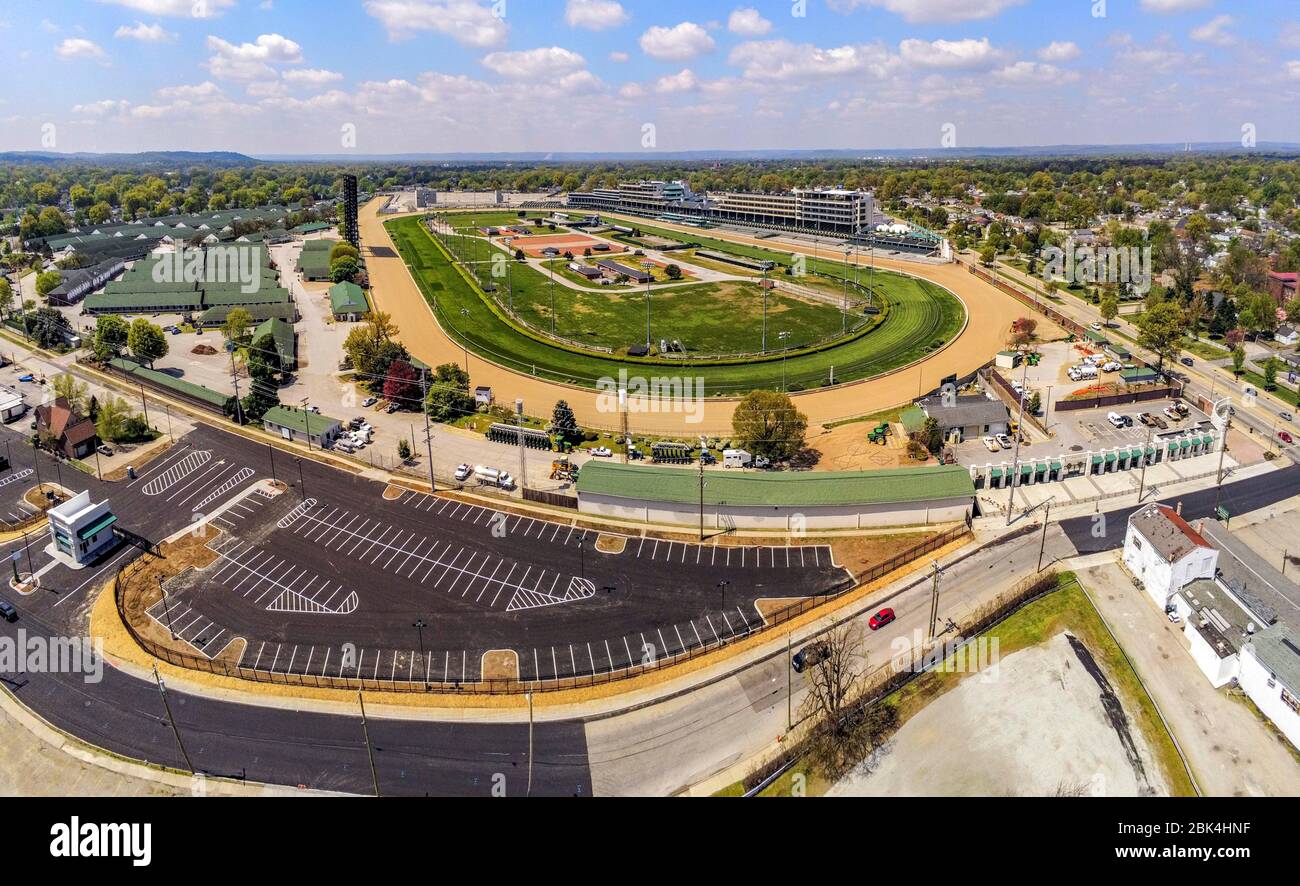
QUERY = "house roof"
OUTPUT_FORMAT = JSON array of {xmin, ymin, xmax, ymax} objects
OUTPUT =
[
  {"xmin": 252, "ymin": 317, "xmax": 295, "ymax": 365},
  {"xmin": 329, "ymin": 280, "xmax": 368, "ymax": 314},
  {"xmin": 918, "ymin": 395, "xmax": 1009, "ymax": 429},
  {"xmin": 1130, "ymin": 503, "xmax": 1214, "ymax": 563},
  {"xmin": 262, "ymin": 405, "xmax": 341, "ymax": 436},
  {"xmin": 576, "ymin": 462, "xmax": 975, "ymax": 508},
  {"xmin": 1246, "ymin": 622, "xmax": 1300, "ymax": 694}
]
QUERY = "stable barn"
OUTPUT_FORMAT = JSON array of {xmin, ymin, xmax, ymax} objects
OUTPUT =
[{"xmin": 576, "ymin": 462, "xmax": 975, "ymax": 530}]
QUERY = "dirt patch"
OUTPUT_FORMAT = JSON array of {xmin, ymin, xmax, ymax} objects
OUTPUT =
[
  {"xmin": 382, "ymin": 484, "xmax": 407, "ymax": 500},
  {"xmin": 810, "ymin": 422, "xmax": 934, "ymax": 472},
  {"xmin": 829, "ymin": 631, "xmax": 1169, "ymax": 796},
  {"xmin": 22, "ymin": 485, "xmax": 69, "ymax": 511},
  {"xmin": 103, "ymin": 439, "xmax": 179, "ymax": 482},
  {"xmin": 755, "ymin": 597, "xmax": 809, "ymax": 622},
  {"xmin": 191, "ymin": 344, "xmax": 219, "ymax": 356},
  {"xmin": 830, "ymin": 532, "xmax": 943, "ymax": 578},
  {"xmin": 594, "ymin": 533, "xmax": 626, "ymax": 553},
  {"xmin": 482, "ymin": 650, "xmax": 519, "ymax": 681},
  {"xmin": 118, "ymin": 525, "xmax": 223, "ymax": 656}
]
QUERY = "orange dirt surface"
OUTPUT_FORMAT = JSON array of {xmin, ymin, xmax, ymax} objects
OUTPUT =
[
  {"xmin": 501, "ymin": 232, "xmax": 604, "ymax": 257},
  {"xmin": 362, "ymin": 203, "xmax": 1027, "ymax": 435}
]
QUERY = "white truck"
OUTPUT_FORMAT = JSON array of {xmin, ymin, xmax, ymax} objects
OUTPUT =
[
  {"xmin": 473, "ymin": 465, "xmax": 515, "ymax": 489},
  {"xmin": 723, "ymin": 449, "xmax": 753, "ymax": 468}
]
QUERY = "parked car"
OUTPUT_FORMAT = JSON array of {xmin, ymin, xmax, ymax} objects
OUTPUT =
[
  {"xmin": 1152, "ymin": 415, "xmax": 1168, "ymax": 430},
  {"xmin": 1138, "ymin": 412, "xmax": 1156, "ymax": 427},
  {"xmin": 1101, "ymin": 361, "xmax": 1122, "ymax": 372},
  {"xmin": 454, "ymin": 463, "xmax": 472, "ymax": 482},
  {"xmin": 1166, "ymin": 610, "xmax": 1182, "ymax": 625},
  {"xmin": 1180, "ymin": 357, "xmax": 1195, "ymax": 367},
  {"xmin": 754, "ymin": 455, "xmax": 771, "ymax": 469},
  {"xmin": 995, "ymin": 433, "xmax": 1013, "ymax": 449},
  {"xmin": 982, "ymin": 436, "xmax": 1000, "ymax": 452},
  {"xmin": 0, "ymin": 601, "xmax": 15, "ymax": 623},
  {"xmin": 869, "ymin": 608, "xmax": 896, "ymax": 631},
  {"xmin": 334, "ymin": 440, "xmax": 355, "ymax": 454},
  {"xmin": 1090, "ymin": 322, "xmax": 1102, "ymax": 331},
  {"xmin": 96, "ymin": 445, "xmax": 113, "ymax": 456},
  {"xmin": 1107, "ymin": 411, "xmax": 1126, "ymax": 429},
  {"xmin": 361, "ymin": 396, "xmax": 378, "ymax": 408},
  {"xmin": 1281, "ymin": 432, "xmax": 1294, "ymax": 445},
  {"xmin": 589, "ymin": 446, "xmax": 613, "ymax": 457},
  {"xmin": 1281, "ymin": 411, "xmax": 1294, "ymax": 423},
  {"xmin": 791, "ymin": 641, "xmax": 831, "ymax": 673}
]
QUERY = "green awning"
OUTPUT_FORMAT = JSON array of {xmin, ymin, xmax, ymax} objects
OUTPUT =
[
  {"xmin": 1020, "ymin": 464, "xmax": 1032, "ymax": 475},
  {"xmin": 1202, "ymin": 435, "xmax": 1213, "ymax": 446},
  {"xmin": 1168, "ymin": 442, "xmax": 1179, "ymax": 452},
  {"xmin": 77, "ymin": 513, "xmax": 117, "ymax": 540},
  {"xmin": 1105, "ymin": 453, "xmax": 1117, "ymax": 463},
  {"xmin": 1034, "ymin": 463, "xmax": 1047, "ymax": 472},
  {"xmin": 991, "ymin": 468, "xmax": 1003, "ymax": 478},
  {"xmin": 1050, "ymin": 461, "xmax": 1063, "ymax": 470},
  {"xmin": 1131, "ymin": 448, "xmax": 1144, "ymax": 460},
  {"xmin": 1179, "ymin": 438, "xmax": 1191, "ymax": 449},
  {"xmin": 1144, "ymin": 446, "xmax": 1155, "ymax": 456},
  {"xmin": 1091, "ymin": 455, "xmax": 1103, "ymax": 465}
]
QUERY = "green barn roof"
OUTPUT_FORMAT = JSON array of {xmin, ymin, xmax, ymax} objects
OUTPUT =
[{"xmin": 576, "ymin": 462, "xmax": 975, "ymax": 508}]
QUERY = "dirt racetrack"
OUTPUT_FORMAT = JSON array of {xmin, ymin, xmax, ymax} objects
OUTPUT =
[{"xmin": 360, "ymin": 200, "xmax": 1030, "ymax": 435}]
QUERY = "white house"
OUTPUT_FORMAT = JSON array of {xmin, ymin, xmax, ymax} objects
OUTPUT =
[
  {"xmin": 1122, "ymin": 503, "xmax": 1219, "ymax": 610},
  {"xmin": 1238, "ymin": 623, "xmax": 1300, "ymax": 752},
  {"xmin": 1275, "ymin": 324, "xmax": 1299, "ymax": 348},
  {"xmin": 46, "ymin": 490, "xmax": 119, "ymax": 568}
]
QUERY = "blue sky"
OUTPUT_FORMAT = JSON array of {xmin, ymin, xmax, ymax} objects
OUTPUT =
[{"xmin": 3, "ymin": 0, "xmax": 1300, "ymax": 155}]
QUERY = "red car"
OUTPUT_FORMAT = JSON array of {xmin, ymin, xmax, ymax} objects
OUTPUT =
[
  {"xmin": 1281, "ymin": 431, "xmax": 1295, "ymax": 445},
  {"xmin": 869, "ymin": 608, "xmax": 896, "ymax": 631}
]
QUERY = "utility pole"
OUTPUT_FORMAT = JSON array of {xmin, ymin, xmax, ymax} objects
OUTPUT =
[
  {"xmin": 927, "ymin": 560, "xmax": 942, "ymax": 642},
  {"xmin": 1037, "ymin": 499, "xmax": 1053, "ymax": 573},
  {"xmin": 786, "ymin": 633, "xmax": 793, "ymax": 732},
  {"xmin": 153, "ymin": 665, "xmax": 194, "ymax": 774},
  {"xmin": 1213, "ymin": 414, "xmax": 1232, "ymax": 514},
  {"xmin": 1136, "ymin": 421, "xmax": 1155, "ymax": 503},
  {"xmin": 516, "ymin": 399, "xmax": 527, "ymax": 492},
  {"xmin": 620, "ymin": 387, "xmax": 629, "ymax": 465},
  {"xmin": 698, "ymin": 442, "xmax": 706, "ymax": 542},
  {"xmin": 228, "ymin": 347, "xmax": 243, "ymax": 424},
  {"xmin": 267, "ymin": 443, "xmax": 277, "ymax": 483},
  {"xmin": 1004, "ymin": 354, "xmax": 1032, "ymax": 525},
  {"xmin": 525, "ymin": 691, "xmax": 535, "ymax": 798},
  {"xmin": 423, "ymin": 406, "xmax": 436, "ymax": 492},
  {"xmin": 358, "ymin": 692, "xmax": 381, "ymax": 797}
]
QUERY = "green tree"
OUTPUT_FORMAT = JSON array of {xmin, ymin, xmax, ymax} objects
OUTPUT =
[
  {"xmin": 979, "ymin": 243, "xmax": 996, "ymax": 266},
  {"xmin": 664, "ymin": 264, "xmax": 682, "ymax": 280},
  {"xmin": 1263, "ymin": 356, "xmax": 1280, "ymax": 391},
  {"xmin": 0, "ymin": 277, "xmax": 12, "ymax": 318},
  {"xmin": 1231, "ymin": 344, "xmax": 1246, "ymax": 377},
  {"xmin": 127, "ymin": 317, "xmax": 168, "ymax": 366},
  {"xmin": 329, "ymin": 242, "xmax": 360, "ymax": 263},
  {"xmin": 35, "ymin": 270, "xmax": 61, "ymax": 299},
  {"xmin": 27, "ymin": 307, "xmax": 72, "ymax": 349},
  {"xmin": 424, "ymin": 362, "xmax": 474, "ymax": 423},
  {"xmin": 52, "ymin": 374, "xmax": 89, "ymax": 413},
  {"xmin": 222, "ymin": 307, "xmax": 253, "ymax": 343},
  {"xmin": 551, "ymin": 400, "xmax": 579, "ymax": 444},
  {"xmin": 731, "ymin": 390, "xmax": 808, "ymax": 461},
  {"xmin": 1099, "ymin": 293, "xmax": 1119, "ymax": 328},
  {"xmin": 397, "ymin": 438, "xmax": 413, "ymax": 461},
  {"xmin": 95, "ymin": 396, "xmax": 131, "ymax": 442},
  {"xmin": 330, "ymin": 257, "xmax": 359, "ymax": 282},
  {"xmin": 93, "ymin": 314, "xmax": 129, "ymax": 362},
  {"xmin": 1135, "ymin": 301, "xmax": 1186, "ymax": 370}
]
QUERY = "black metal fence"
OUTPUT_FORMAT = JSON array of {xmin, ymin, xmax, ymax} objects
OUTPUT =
[{"xmin": 113, "ymin": 522, "xmax": 971, "ymax": 695}]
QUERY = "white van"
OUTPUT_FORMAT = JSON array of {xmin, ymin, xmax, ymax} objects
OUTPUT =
[
  {"xmin": 723, "ymin": 449, "xmax": 752, "ymax": 468},
  {"xmin": 1069, "ymin": 364, "xmax": 1098, "ymax": 381},
  {"xmin": 1107, "ymin": 411, "xmax": 1125, "ymax": 428},
  {"xmin": 473, "ymin": 465, "xmax": 515, "ymax": 489}
]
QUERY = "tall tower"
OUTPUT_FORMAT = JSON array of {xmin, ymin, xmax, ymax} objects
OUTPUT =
[{"xmin": 343, "ymin": 173, "xmax": 359, "ymax": 249}]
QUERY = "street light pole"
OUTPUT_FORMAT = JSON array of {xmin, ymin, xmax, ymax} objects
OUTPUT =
[{"xmin": 1004, "ymin": 354, "xmax": 1031, "ymax": 524}]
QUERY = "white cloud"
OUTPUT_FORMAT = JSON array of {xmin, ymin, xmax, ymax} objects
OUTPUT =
[
  {"xmin": 72, "ymin": 99, "xmax": 129, "ymax": 115},
  {"xmin": 729, "ymin": 39, "xmax": 898, "ymax": 81},
  {"xmin": 114, "ymin": 21, "xmax": 175, "ymax": 42},
  {"xmin": 609, "ymin": 50, "xmax": 630, "ymax": 62},
  {"xmin": 156, "ymin": 81, "xmax": 222, "ymax": 100},
  {"xmin": 1109, "ymin": 33, "xmax": 1185, "ymax": 74},
  {"xmin": 565, "ymin": 0, "xmax": 628, "ymax": 31},
  {"xmin": 282, "ymin": 68, "xmax": 344, "ymax": 85},
  {"xmin": 1139, "ymin": 0, "xmax": 1212, "ymax": 13},
  {"xmin": 899, "ymin": 37, "xmax": 1005, "ymax": 70},
  {"xmin": 993, "ymin": 61, "xmax": 1077, "ymax": 85},
  {"xmin": 1287, "ymin": 60, "xmax": 1300, "ymax": 80},
  {"xmin": 205, "ymin": 33, "xmax": 303, "ymax": 80},
  {"xmin": 1190, "ymin": 15, "xmax": 1236, "ymax": 47},
  {"xmin": 1282, "ymin": 22, "xmax": 1300, "ymax": 50},
  {"xmin": 728, "ymin": 8, "xmax": 772, "ymax": 36},
  {"xmin": 639, "ymin": 22, "xmax": 715, "ymax": 61},
  {"xmin": 481, "ymin": 46, "xmax": 587, "ymax": 79},
  {"xmin": 56, "ymin": 38, "xmax": 108, "ymax": 63},
  {"xmin": 654, "ymin": 68, "xmax": 698, "ymax": 93},
  {"xmin": 93, "ymin": 0, "xmax": 236, "ymax": 17},
  {"xmin": 828, "ymin": 0, "xmax": 1026, "ymax": 25},
  {"xmin": 1037, "ymin": 40, "xmax": 1080, "ymax": 62},
  {"xmin": 364, "ymin": 0, "xmax": 508, "ymax": 46}
]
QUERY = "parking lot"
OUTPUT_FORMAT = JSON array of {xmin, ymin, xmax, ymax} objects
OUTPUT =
[{"xmin": 136, "ymin": 445, "xmax": 852, "ymax": 685}]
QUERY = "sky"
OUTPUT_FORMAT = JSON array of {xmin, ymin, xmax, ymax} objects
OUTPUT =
[{"xmin": 3, "ymin": 0, "xmax": 1300, "ymax": 156}]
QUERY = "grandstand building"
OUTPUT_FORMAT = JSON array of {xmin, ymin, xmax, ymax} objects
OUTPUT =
[{"xmin": 567, "ymin": 181, "xmax": 875, "ymax": 236}]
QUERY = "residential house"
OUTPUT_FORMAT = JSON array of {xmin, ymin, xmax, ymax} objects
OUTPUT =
[{"xmin": 35, "ymin": 397, "xmax": 99, "ymax": 459}]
